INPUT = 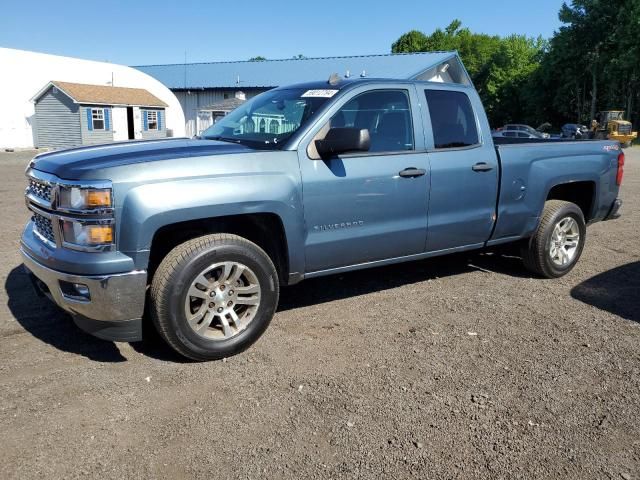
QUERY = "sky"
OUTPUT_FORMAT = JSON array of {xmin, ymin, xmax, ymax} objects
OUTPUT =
[{"xmin": 0, "ymin": 0, "xmax": 565, "ymax": 66}]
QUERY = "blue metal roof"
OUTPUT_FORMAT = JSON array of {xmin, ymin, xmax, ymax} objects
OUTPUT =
[{"xmin": 134, "ymin": 52, "xmax": 461, "ymax": 90}]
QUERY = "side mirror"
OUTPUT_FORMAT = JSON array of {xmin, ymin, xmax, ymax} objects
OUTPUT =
[{"xmin": 315, "ymin": 127, "xmax": 370, "ymax": 158}]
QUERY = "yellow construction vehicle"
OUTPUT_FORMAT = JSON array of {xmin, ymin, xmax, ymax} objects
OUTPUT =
[{"xmin": 593, "ymin": 110, "xmax": 637, "ymax": 147}]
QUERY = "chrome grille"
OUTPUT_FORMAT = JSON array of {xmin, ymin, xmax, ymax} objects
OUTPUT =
[
  {"xmin": 618, "ymin": 124, "xmax": 632, "ymax": 135},
  {"xmin": 28, "ymin": 178, "xmax": 53, "ymax": 203},
  {"xmin": 32, "ymin": 212, "xmax": 55, "ymax": 243}
]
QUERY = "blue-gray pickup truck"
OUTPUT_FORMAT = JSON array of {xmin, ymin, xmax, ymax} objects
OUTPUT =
[{"xmin": 21, "ymin": 77, "xmax": 624, "ymax": 360}]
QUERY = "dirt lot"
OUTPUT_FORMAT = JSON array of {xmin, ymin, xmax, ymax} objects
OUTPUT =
[{"xmin": 1, "ymin": 148, "xmax": 639, "ymax": 479}]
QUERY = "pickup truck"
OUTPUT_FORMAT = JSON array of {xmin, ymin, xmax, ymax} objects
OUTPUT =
[{"xmin": 21, "ymin": 77, "xmax": 624, "ymax": 361}]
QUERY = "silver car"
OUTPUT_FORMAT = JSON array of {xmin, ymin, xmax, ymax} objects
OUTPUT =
[{"xmin": 497, "ymin": 124, "xmax": 550, "ymax": 139}]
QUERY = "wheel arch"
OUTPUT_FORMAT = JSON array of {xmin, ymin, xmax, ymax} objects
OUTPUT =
[
  {"xmin": 147, "ymin": 213, "xmax": 291, "ymax": 286},
  {"xmin": 545, "ymin": 180, "xmax": 596, "ymax": 222}
]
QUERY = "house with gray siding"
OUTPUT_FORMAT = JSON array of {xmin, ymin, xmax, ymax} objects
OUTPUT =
[{"xmin": 32, "ymin": 81, "xmax": 168, "ymax": 149}]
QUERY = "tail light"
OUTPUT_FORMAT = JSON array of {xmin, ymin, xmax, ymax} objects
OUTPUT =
[{"xmin": 616, "ymin": 152, "xmax": 625, "ymax": 186}]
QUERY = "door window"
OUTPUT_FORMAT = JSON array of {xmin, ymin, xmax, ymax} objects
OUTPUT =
[
  {"xmin": 424, "ymin": 90, "xmax": 479, "ymax": 149},
  {"xmin": 329, "ymin": 90, "xmax": 414, "ymax": 152}
]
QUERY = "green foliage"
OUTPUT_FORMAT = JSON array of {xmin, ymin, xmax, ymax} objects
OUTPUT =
[
  {"xmin": 392, "ymin": 20, "xmax": 541, "ymax": 125},
  {"xmin": 392, "ymin": 5, "xmax": 640, "ymax": 130},
  {"xmin": 248, "ymin": 56, "xmax": 267, "ymax": 61}
]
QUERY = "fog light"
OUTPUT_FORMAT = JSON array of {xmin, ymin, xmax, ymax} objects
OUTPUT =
[
  {"xmin": 74, "ymin": 283, "xmax": 90, "ymax": 298},
  {"xmin": 59, "ymin": 281, "xmax": 91, "ymax": 301}
]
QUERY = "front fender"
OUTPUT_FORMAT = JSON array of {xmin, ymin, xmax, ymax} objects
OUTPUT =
[{"xmin": 117, "ymin": 173, "xmax": 305, "ymax": 275}]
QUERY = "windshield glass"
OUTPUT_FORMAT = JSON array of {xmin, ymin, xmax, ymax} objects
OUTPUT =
[{"xmin": 200, "ymin": 88, "xmax": 335, "ymax": 149}]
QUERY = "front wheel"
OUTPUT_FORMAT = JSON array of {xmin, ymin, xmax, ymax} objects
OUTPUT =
[
  {"xmin": 150, "ymin": 234, "xmax": 279, "ymax": 361},
  {"xmin": 521, "ymin": 200, "xmax": 586, "ymax": 278}
]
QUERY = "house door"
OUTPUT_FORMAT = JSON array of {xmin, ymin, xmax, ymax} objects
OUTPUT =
[
  {"xmin": 197, "ymin": 111, "xmax": 213, "ymax": 135},
  {"xmin": 112, "ymin": 107, "xmax": 128, "ymax": 141},
  {"xmin": 132, "ymin": 107, "xmax": 143, "ymax": 139},
  {"xmin": 126, "ymin": 107, "xmax": 135, "ymax": 139}
]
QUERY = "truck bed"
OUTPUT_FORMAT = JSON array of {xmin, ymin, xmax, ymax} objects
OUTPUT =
[{"xmin": 490, "ymin": 139, "xmax": 620, "ymax": 243}]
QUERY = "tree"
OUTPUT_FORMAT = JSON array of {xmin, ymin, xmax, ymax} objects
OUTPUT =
[
  {"xmin": 249, "ymin": 56, "xmax": 267, "ymax": 61},
  {"xmin": 534, "ymin": 0, "xmax": 640, "ymax": 127},
  {"xmin": 391, "ymin": 20, "xmax": 541, "ymax": 126}
]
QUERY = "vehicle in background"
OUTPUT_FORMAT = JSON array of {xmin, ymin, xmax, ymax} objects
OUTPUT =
[
  {"xmin": 561, "ymin": 123, "xmax": 590, "ymax": 139},
  {"xmin": 498, "ymin": 124, "xmax": 550, "ymax": 139},
  {"xmin": 492, "ymin": 130, "xmax": 544, "ymax": 139},
  {"xmin": 593, "ymin": 110, "xmax": 637, "ymax": 148},
  {"xmin": 21, "ymin": 77, "xmax": 625, "ymax": 361}
]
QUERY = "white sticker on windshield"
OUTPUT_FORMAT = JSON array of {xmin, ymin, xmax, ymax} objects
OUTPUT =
[{"xmin": 301, "ymin": 89, "xmax": 339, "ymax": 98}]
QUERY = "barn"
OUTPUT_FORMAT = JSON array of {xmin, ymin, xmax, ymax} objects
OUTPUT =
[
  {"xmin": 135, "ymin": 52, "xmax": 471, "ymax": 137},
  {"xmin": 32, "ymin": 81, "xmax": 168, "ymax": 149}
]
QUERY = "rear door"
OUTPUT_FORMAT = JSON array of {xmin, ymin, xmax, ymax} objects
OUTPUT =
[
  {"xmin": 422, "ymin": 88, "xmax": 499, "ymax": 252},
  {"xmin": 297, "ymin": 85, "xmax": 429, "ymax": 273}
]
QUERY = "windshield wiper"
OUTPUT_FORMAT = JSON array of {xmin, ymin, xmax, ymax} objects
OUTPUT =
[{"xmin": 202, "ymin": 136, "xmax": 242, "ymax": 144}]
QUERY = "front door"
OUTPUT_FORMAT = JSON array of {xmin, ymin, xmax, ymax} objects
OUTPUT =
[
  {"xmin": 126, "ymin": 107, "xmax": 135, "ymax": 139},
  {"xmin": 422, "ymin": 88, "xmax": 499, "ymax": 252},
  {"xmin": 111, "ymin": 107, "xmax": 128, "ymax": 141},
  {"xmin": 299, "ymin": 87, "xmax": 429, "ymax": 273}
]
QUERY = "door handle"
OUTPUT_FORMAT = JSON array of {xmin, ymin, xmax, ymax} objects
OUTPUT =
[
  {"xmin": 472, "ymin": 162, "xmax": 494, "ymax": 172},
  {"xmin": 399, "ymin": 167, "xmax": 426, "ymax": 178}
]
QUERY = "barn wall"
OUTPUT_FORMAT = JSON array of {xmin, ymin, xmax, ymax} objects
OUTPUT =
[{"xmin": 174, "ymin": 89, "xmax": 265, "ymax": 137}]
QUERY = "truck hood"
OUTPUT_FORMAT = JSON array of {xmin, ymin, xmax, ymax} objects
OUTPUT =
[{"xmin": 31, "ymin": 138, "xmax": 254, "ymax": 179}]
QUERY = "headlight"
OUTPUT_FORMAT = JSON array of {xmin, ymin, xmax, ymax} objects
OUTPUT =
[
  {"xmin": 61, "ymin": 220, "xmax": 114, "ymax": 248},
  {"xmin": 58, "ymin": 186, "xmax": 112, "ymax": 210}
]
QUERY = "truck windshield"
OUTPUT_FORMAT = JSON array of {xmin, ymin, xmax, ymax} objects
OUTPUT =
[{"xmin": 200, "ymin": 88, "xmax": 334, "ymax": 149}]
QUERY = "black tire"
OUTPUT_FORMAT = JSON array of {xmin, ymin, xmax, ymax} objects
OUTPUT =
[
  {"xmin": 521, "ymin": 200, "xmax": 586, "ymax": 278},
  {"xmin": 150, "ymin": 234, "xmax": 279, "ymax": 361}
]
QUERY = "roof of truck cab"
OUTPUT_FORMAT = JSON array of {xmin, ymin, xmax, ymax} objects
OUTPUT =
[{"xmin": 274, "ymin": 77, "xmax": 475, "ymax": 92}]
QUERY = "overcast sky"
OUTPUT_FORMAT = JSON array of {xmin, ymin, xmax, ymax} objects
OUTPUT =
[{"xmin": 1, "ymin": 0, "xmax": 565, "ymax": 65}]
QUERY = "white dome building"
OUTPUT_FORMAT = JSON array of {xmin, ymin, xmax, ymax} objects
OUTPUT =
[{"xmin": 0, "ymin": 47, "xmax": 185, "ymax": 149}]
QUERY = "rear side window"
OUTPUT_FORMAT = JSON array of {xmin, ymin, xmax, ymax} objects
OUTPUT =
[
  {"xmin": 330, "ymin": 89, "xmax": 414, "ymax": 152},
  {"xmin": 424, "ymin": 90, "xmax": 479, "ymax": 149}
]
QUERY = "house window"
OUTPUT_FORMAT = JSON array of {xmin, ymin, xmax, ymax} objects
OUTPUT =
[
  {"xmin": 147, "ymin": 111, "xmax": 158, "ymax": 130},
  {"xmin": 91, "ymin": 108, "xmax": 105, "ymax": 130}
]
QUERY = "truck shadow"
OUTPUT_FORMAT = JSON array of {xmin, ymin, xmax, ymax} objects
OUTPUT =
[
  {"xmin": 4, "ymin": 265, "xmax": 127, "ymax": 362},
  {"xmin": 4, "ymin": 251, "xmax": 530, "ymax": 363},
  {"xmin": 278, "ymin": 250, "xmax": 530, "ymax": 312},
  {"xmin": 571, "ymin": 261, "xmax": 640, "ymax": 323}
]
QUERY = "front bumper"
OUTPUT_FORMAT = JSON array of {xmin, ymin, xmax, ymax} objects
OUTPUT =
[{"xmin": 21, "ymin": 248, "xmax": 147, "ymax": 342}]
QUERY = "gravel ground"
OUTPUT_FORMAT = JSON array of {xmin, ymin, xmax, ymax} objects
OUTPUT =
[{"xmin": 1, "ymin": 148, "xmax": 639, "ymax": 479}]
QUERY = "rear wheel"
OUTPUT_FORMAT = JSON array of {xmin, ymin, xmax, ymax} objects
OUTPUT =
[
  {"xmin": 521, "ymin": 200, "xmax": 586, "ymax": 278},
  {"xmin": 150, "ymin": 234, "xmax": 279, "ymax": 361}
]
